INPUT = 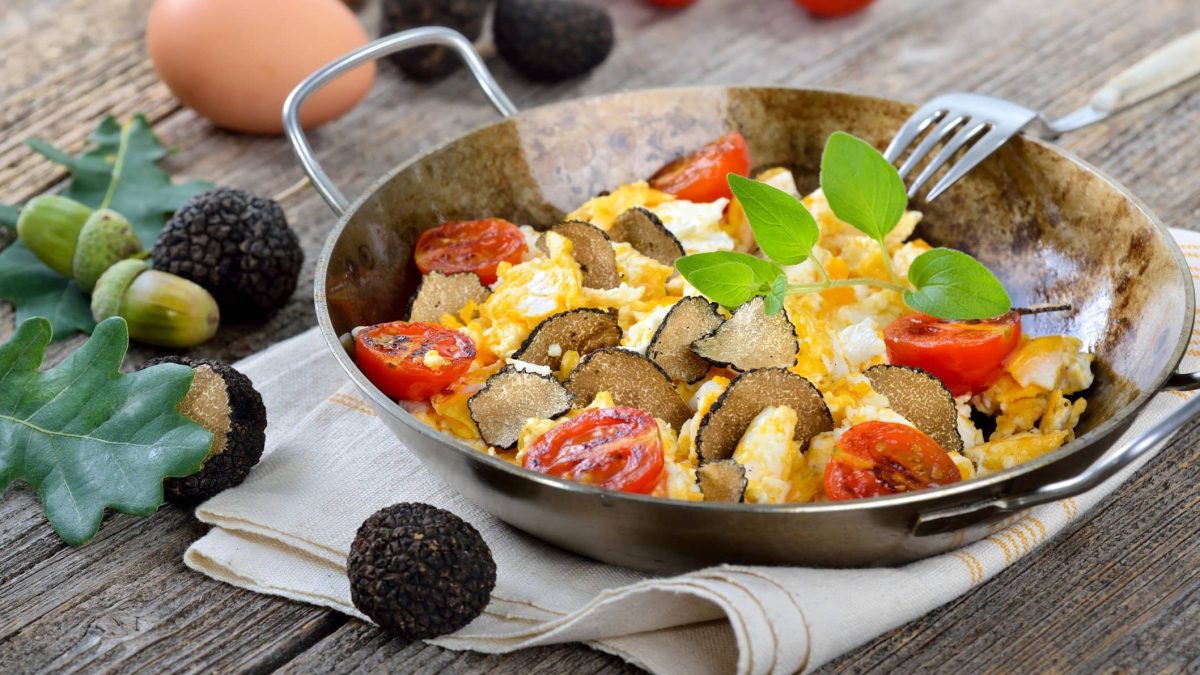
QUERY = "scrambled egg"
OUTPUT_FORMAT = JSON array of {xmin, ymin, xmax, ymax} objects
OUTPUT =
[{"xmin": 408, "ymin": 168, "xmax": 1095, "ymax": 502}]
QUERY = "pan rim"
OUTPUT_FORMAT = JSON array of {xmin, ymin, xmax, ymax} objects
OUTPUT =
[{"xmin": 313, "ymin": 84, "xmax": 1194, "ymax": 515}]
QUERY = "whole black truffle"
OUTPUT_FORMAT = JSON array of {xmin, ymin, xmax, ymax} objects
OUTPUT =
[
  {"xmin": 381, "ymin": 0, "xmax": 490, "ymax": 81},
  {"xmin": 348, "ymin": 503, "xmax": 496, "ymax": 641},
  {"xmin": 145, "ymin": 356, "xmax": 268, "ymax": 504},
  {"xmin": 151, "ymin": 188, "xmax": 303, "ymax": 317},
  {"xmin": 494, "ymin": 0, "xmax": 614, "ymax": 83}
]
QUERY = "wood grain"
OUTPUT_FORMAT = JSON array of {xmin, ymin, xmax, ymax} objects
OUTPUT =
[{"xmin": 1, "ymin": 0, "xmax": 1198, "ymax": 672}]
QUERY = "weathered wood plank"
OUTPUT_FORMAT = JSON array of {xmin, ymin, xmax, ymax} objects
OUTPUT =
[{"xmin": 0, "ymin": 0, "xmax": 1198, "ymax": 672}]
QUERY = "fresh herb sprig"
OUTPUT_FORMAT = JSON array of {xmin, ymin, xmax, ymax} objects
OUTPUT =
[{"xmin": 674, "ymin": 131, "xmax": 1011, "ymax": 321}]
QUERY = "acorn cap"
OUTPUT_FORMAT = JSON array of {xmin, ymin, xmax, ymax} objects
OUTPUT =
[
  {"xmin": 407, "ymin": 271, "xmax": 490, "ymax": 323},
  {"xmin": 91, "ymin": 258, "xmax": 149, "ymax": 322},
  {"xmin": 695, "ymin": 368, "xmax": 833, "ymax": 463},
  {"xmin": 16, "ymin": 195, "xmax": 92, "ymax": 277},
  {"xmin": 511, "ymin": 308, "xmax": 621, "ymax": 371},
  {"xmin": 380, "ymin": 0, "xmax": 489, "ymax": 81},
  {"xmin": 151, "ymin": 188, "xmax": 302, "ymax": 317},
  {"xmin": 646, "ymin": 297, "xmax": 724, "ymax": 383},
  {"xmin": 692, "ymin": 296, "xmax": 799, "ymax": 372},
  {"xmin": 865, "ymin": 364, "xmax": 964, "ymax": 452},
  {"xmin": 348, "ymin": 503, "xmax": 496, "ymax": 641},
  {"xmin": 697, "ymin": 459, "xmax": 747, "ymax": 503},
  {"xmin": 537, "ymin": 221, "xmax": 619, "ymax": 289},
  {"xmin": 493, "ymin": 0, "xmax": 615, "ymax": 83},
  {"xmin": 610, "ymin": 207, "xmax": 685, "ymax": 266},
  {"xmin": 72, "ymin": 209, "xmax": 143, "ymax": 292},
  {"xmin": 563, "ymin": 347, "xmax": 691, "ymax": 429},
  {"xmin": 144, "ymin": 356, "xmax": 267, "ymax": 504},
  {"xmin": 468, "ymin": 366, "xmax": 574, "ymax": 448}
]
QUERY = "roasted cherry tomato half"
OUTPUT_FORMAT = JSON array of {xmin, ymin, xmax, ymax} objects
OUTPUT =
[
  {"xmin": 646, "ymin": 0, "xmax": 699, "ymax": 6},
  {"xmin": 824, "ymin": 421, "xmax": 961, "ymax": 501},
  {"xmin": 794, "ymin": 0, "xmax": 876, "ymax": 17},
  {"xmin": 883, "ymin": 311, "xmax": 1022, "ymax": 396},
  {"xmin": 524, "ymin": 406, "xmax": 664, "ymax": 494},
  {"xmin": 414, "ymin": 218, "xmax": 527, "ymax": 285},
  {"xmin": 649, "ymin": 131, "xmax": 751, "ymax": 203},
  {"xmin": 354, "ymin": 321, "xmax": 475, "ymax": 401}
]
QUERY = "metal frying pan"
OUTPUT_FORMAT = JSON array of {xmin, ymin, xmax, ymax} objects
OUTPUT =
[{"xmin": 285, "ymin": 28, "xmax": 1200, "ymax": 571}]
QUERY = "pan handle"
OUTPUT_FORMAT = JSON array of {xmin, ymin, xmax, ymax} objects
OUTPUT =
[
  {"xmin": 913, "ymin": 370, "xmax": 1200, "ymax": 536},
  {"xmin": 282, "ymin": 27, "xmax": 518, "ymax": 217}
]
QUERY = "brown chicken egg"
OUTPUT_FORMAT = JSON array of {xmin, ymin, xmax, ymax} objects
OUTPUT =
[{"xmin": 147, "ymin": 0, "xmax": 376, "ymax": 135}]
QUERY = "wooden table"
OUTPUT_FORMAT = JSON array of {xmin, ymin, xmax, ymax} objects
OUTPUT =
[{"xmin": 3, "ymin": 0, "xmax": 1199, "ymax": 671}]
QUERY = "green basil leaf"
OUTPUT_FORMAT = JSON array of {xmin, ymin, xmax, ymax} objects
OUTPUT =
[
  {"xmin": 820, "ymin": 131, "xmax": 907, "ymax": 242},
  {"xmin": 0, "ymin": 317, "xmax": 212, "ymax": 546},
  {"xmin": 676, "ymin": 251, "xmax": 785, "ymax": 309},
  {"xmin": 728, "ymin": 173, "xmax": 818, "ymax": 265},
  {"xmin": 762, "ymin": 292, "xmax": 783, "ymax": 316},
  {"xmin": 903, "ymin": 247, "xmax": 1011, "ymax": 320}
]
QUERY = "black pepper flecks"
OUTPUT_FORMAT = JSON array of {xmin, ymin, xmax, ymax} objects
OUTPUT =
[
  {"xmin": 145, "ymin": 356, "xmax": 267, "ymax": 505},
  {"xmin": 381, "ymin": 0, "xmax": 490, "ymax": 81},
  {"xmin": 151, "ymin": 188, "xmax": 303, "ymax": 317},
  {"xmin": 348, "ymin": 503, "xmax": 496, "ymax": 641},
  {"xmin": 493, "ymin": 0, "xmax": 614, "ymax": 83}
]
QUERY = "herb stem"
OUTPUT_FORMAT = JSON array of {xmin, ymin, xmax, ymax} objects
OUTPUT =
[
  {"xmin": 876, "ymin": 238, "xmax": 903, "ymax": 286},
  {"xmin": 786, "ymin": 277, "xmax": 908, "ymax": 295},
  {"xmin": 811, "ymin": 255, "xmax": 831, "ymax": 285},
  {"xmin": 99, "ymin": 120, "xmax": 133, "ymax": 211}
]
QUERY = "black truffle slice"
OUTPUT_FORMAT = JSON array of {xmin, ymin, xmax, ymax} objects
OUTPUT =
[
  {"xmin": 563, "ymin": 348, "xmax": 691, "ymax": 429},
  {"xmin": 468, "ymin": 366, "xmax": 573, "ymax": 448},
  {"xmin": 646, "ymin": 297, "xmax": 724, "ymax": 383},
  {"xmin": 697, "ymin": 460, "xmax": 747, "ymax": 503},
  {"xmin": 695, "ymin": 368, "xmax": 833, "ymax": 463},
  {"xmin": 512, "ymin": 308, "xmax": 621, "ymax": 371},
  {"xmin": 348, "ymin": 503, "xmax": 496, "ymax": 641},
  {"xmin": 537, "ymin": 221, "xmax": 619, "ymax": 289},
  {"xmin": 493, "ymin": 0, "xmax": 614, "ymax": 83},
  {"xmin": 610, "ymin": 207, "xmax": 685, "ymax": 266},
  {"xmin": 692, "ymin": 296, "xmax": 799, "ymax": 372},
  {"xmin": 144, "ymin": 356, "xmax": 267, "ymax": 504},
  {"xmin": 407, "ymin": 271, "xmax": 490, "ymax": 323},
  {"xmin": 865, "ymin": 365, "xmax": 964, "ymax": 453},
  {"xmin": 380, "ymin": 0, "xmax": 490, "ymax": 81},
  {"xmin": 151, "ymin": 188, "xmax": 303, "ymax": 316}
]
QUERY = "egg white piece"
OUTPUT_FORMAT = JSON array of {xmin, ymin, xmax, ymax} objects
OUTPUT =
[{"xmin": 651, "ymin": 199, "xmax": 735, "ymax": 255}]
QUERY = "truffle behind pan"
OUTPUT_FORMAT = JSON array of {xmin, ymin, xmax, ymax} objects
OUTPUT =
[
  {"xmin": 145, "ymin": 356, "xmax": 267, "ymax": 504},
  {"xmin": 381, "ymin": 0, "xmax": 490, "ymax": 81},
  {"xmin": 493, "ymin": 0, "xmax": 615, "ymax": 83}
]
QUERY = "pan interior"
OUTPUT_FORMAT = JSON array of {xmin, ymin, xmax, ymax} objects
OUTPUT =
[{"xmin": 321, "ymin": 86, "xmax": 1189, "ymax": 450}]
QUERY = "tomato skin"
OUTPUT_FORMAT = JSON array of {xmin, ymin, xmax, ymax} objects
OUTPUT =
[
  {"xmin": 355, "ymin": 321, "xmax": 475, "ymax": 401},
  {"xmin": 646, "ymin": 0, "xmax": 698, "ymax": 6},
  {"xmin": 414, "ymin": 218, "xmax": 527, "ymax": 285},
  {"xmin": 884, "ymin": 311, "xmax": 1022, "ymax": 396},
  {"xmin": 524, "ymin": 407, "xmax": 664, "ymax": 494},
  {"xmin": 794, "ymin": 0, "xmax": 876, "ymax": 17},
  {"xmin": 825, "ymin": 421, "xmax": 961, "ymax": 501},
  {"xmin": 649, "ymin": 131, "xmax": 751, "ymax": 203}
]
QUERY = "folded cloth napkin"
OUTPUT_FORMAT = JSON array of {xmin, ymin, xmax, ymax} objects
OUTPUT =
[{"xmin": 185, "ymin": 228, "xmax": 1200, "ymax": 675}]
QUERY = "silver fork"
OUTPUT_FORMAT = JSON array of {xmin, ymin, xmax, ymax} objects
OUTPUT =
[{"xmin": 885, "ymin": 29, "xmax": 1200, "ymax": 202}]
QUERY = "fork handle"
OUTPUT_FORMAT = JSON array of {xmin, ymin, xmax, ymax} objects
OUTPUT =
[{"xmin": 1089, "ymin": 28, "xmax": 1200, "ymax": 114}]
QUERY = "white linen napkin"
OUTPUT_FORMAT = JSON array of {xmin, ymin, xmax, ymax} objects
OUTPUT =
[{"xmin": 185, "ymin": 228, "xmax": 1200, "ymax": 675}]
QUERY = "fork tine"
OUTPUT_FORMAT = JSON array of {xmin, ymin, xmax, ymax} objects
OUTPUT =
[
  {"xmin": 926, "ymin": 126, "xmax": 1015, "ymax": 201},
  {"xmin": 897, "ymin": 114, "xmax": 966, "ymax": 179},
  {"xmin": 906, "ymin": 120, "xmax": 990, "ymax": 197},
  {"xmin": 884, "ymin": 103, "xmax": 946, "ymax": 163}
]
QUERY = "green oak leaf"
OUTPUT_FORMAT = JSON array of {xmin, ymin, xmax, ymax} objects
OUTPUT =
[
  {"xmin": 24, "ymin": 115, "xmax": 212, "ymax": 245},
  {"xmin": 728, "ymin": 173, "xmax": 819, "ymax": 265},
  {"xmin": 676, "ymin": 251, "xmax": 786, "ymax": 310},
  {"xmin": 0, "ymin": 204, "xmax": 18, "ymax": 230},
  {"xmin": 820, "ymin": 131, "xmax": 908, "ymax": 243},
  {"xmin": 903, "ymin": 247, "xmax": 1012, "ymax": 320},
  {"xmin": 0, "ymin": 242, "xmax": 96, "ymax": 337},
  {"xmin": 0, "ymin": 317, "xmax": 212, "ymax": 546}
]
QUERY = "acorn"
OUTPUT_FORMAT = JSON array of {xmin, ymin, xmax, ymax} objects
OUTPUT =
[
  {"xmin": 16, "ymin": 195, "xmax": 94, "ymax": 277},
  {"xmin": 72, "ymin": 209, "xmax": 144, "ymax": 292},
  {"xmin": 91, "ymin": 259, "xmax": 220, "ymax": 348}
]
